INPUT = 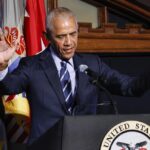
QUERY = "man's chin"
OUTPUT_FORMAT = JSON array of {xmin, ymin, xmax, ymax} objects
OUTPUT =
[{"xmin": 62, "ymin": 53, "xmax": 74, "ymax": 60}]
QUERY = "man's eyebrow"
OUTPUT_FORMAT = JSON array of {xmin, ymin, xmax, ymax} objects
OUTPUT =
[
  {"xmin": 70, "ymin": 31, "xmax": 77, "ymax": 34},
  {"xmin": 56, "ymin": 34, "xmax": 66, "ymax": 37}
]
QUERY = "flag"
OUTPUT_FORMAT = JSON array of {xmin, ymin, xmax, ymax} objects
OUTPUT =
[
  {"xmin": 0, "ymin": 0, "xmax": 3, "ymax": 27},
  {"xmin": 24, "ymin": 0, "xmax": 49, "ymax": 56},
  {"xmin": 0, "ymin": 119, "xmax": 7, "ymax": 150},
  {"xmin": 1, "ymin": 0, "xmax": 30, "ymax": 143}
]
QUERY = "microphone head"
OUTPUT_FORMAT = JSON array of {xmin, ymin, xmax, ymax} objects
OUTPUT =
[{"xmin": 78, "ymin": 64, "xmax": 88, "ymax": 73}]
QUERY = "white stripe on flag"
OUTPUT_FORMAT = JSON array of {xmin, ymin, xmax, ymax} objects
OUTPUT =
[{"xmin": 10, "ymin": 125, "xmax": 25, "ymax": 142}]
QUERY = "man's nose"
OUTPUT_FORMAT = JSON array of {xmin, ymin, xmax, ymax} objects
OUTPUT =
[{"xmin": 64, "ymin": 35, "xmax": 71, "ymax": 45}]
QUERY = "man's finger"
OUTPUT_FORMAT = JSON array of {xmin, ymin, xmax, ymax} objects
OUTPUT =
[
  {"xmin": 0, "ymin": 28, "xmax": 5, "ymax": 41},
  {"xmin": 0, "ymin": 41, "xmax": 9, "ymax": 52}
]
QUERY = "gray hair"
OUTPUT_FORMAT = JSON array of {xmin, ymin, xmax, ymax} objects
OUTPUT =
[{"xmin": 46, "ymin": 7, "xmax": 78, "ymax": 33}]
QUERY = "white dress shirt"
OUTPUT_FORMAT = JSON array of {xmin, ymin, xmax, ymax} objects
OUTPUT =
[{"xmin": 0, "ymin": 67, "xmax": 8, "ymax": 80}]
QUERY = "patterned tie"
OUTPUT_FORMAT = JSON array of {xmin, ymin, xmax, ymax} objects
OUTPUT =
[{"xmin": 60, "ymin": 61, "xmax": 73, "ymax": 112}]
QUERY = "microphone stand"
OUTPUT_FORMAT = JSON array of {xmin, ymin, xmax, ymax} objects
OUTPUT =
[{"xmin": 91, "ymin": 79, "xmax": 119, "ymax": 114}]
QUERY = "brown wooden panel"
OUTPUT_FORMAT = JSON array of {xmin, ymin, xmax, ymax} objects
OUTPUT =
[
  {"xmin": 81, "ymin": 0, "xmax": 150, "ymax": 24},
  {"xmin": 47, "ymin": 0, "xmax": 58, "ymax": 11},
  {"xmin": 77, "ymin": 23, "xmax": 150, "ymax": 53},
  {"xmin": 77, "ymin": 38, "xmax": 150, "ymax": 53}
]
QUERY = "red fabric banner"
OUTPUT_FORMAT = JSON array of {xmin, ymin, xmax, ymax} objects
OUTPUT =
[{"xmin": 24, "ymin": 0, "xmax": 49, "ymax": 56}]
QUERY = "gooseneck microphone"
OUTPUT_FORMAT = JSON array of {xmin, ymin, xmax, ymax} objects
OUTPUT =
[
  {"xmin": 78, "ymin": 64, "xmax": 99, "ymax": 81},
  {"xmin": 78, "ymin": 64, "xmax": 118, "ymax": 114}
]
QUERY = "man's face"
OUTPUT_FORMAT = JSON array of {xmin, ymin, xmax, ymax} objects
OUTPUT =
[{"xmin": 49, "ymin": 16, "xmax": 78, "ymax": 60}]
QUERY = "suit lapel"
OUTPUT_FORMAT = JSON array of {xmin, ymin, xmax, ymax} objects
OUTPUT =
[
  {"xmin": 39, "ymin": 47, "xmax": 68, "ymax": 113},
  {"xmin": 39, "ymin": 50, "xmax": 91, "ymax": 112},
  {"xmin": 73, "ymin": 54, "xmax": 90, "ymax": 105}
]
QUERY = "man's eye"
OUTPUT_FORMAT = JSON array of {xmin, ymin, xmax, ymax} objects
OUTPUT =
[
  {"xmin": 56, "ymin": 36, "xmax": 64, "ymax": 39},
  {"xmin": 71, "ymin": 32, "xmax": 77, "ymax": 36}
]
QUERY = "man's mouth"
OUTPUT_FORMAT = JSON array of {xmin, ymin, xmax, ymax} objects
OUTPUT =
[{"xmin": 63, "ymin": 47, "xmax": 73, "ymax": 52}]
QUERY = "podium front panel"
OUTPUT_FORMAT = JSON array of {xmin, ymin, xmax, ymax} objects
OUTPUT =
[
  {"xmin": 62, "ymin": 114, "xmax": 150, "ymax": 150},
  {"xmin": 29, "ymin": 114, "xmax": 150, "ymax": 150}
]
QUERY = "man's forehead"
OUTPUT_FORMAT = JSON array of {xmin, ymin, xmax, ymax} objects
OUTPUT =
[
  {"xmin": 51, "ymin": 17, "xmax": 77, "ymax": 31},
  {"xmin": 52, "ymin": 16, "xmax": 76, "ymax": 24}
]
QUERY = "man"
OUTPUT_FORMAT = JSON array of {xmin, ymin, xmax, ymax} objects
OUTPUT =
[{"xmin": 0, "ymin": 7, "xmax": 149, "ymax": 144}]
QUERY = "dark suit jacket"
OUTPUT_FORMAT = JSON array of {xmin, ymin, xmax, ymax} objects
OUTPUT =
[{"xmin": 0, "ymin": 46, "xmax": 142, "ymax": 144}]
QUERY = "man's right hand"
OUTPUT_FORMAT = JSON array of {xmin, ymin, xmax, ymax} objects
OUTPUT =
[{"xmin": 0, "ymin": 28, "xmax": 17, "ymax": 71}]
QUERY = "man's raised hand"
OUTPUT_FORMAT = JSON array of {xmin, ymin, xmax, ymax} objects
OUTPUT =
[{"xmin": 0, "ymin": 28, "xmax": 17, "ymax": 71}]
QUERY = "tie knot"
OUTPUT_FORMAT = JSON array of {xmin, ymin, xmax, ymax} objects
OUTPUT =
[{"xmin": 61, "ymin": 61, "xmax": 67, "ymax": 68}]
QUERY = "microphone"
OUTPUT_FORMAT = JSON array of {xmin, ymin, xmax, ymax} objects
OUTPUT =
[
  {"xmin": 78, "ymin": 64, "xmax": 118, "ymax": 114},
  {"xmin": 78, "ymin": 64, "xmax": 99, "ymax": 83}
]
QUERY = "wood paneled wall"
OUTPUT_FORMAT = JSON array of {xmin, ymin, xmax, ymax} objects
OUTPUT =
[{"xmin": 78, "ymin": 23, "xmax": 150, "ymax": 53}]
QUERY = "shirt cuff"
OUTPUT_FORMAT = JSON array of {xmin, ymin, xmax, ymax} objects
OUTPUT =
[{"xmin": 0, "ymin": 67, "xmax": 8, "ymax": 80}]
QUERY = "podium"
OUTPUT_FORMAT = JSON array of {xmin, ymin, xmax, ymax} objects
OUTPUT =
[{"xmin": 28, "ymin": 114, "xmax": 150, "ymax": 150}]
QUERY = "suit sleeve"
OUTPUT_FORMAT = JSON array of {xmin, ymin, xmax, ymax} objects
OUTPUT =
[
  {"xmin": 0, "ymin": 58, "xmax": 30, "ymax": 95},
  {"xmin": 97, "ymin": 58, "xmax": 147, "ymax": 97},
  {"xmin": 130, "ymin": 71, "xmax": 150, "ymax": 96}
]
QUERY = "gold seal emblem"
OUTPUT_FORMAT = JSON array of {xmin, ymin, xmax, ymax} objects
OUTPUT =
[{"xmin": 100, "ymin": 120, "xmax": 150, "ymax": 150}]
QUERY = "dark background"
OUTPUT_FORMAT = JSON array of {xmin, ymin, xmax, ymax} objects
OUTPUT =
[{"xmin": 99, "ymin": 53, "xmax": 150, "ymax": 114}]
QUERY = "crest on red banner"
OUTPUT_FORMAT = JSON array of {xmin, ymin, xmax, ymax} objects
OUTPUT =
[{"xmin": 4, "ymin": 26, "xmax": 25, "ymax": 55}]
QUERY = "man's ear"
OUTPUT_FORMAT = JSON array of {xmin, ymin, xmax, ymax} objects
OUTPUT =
[{"xmin": 43, "ymin": 31, "xmax": 51, "ymax": 41}]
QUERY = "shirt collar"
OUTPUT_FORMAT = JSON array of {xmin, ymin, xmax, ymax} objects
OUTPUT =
[{"xmin": 51, "ymin": 47, "xmax": 74, "ymax": 67}]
